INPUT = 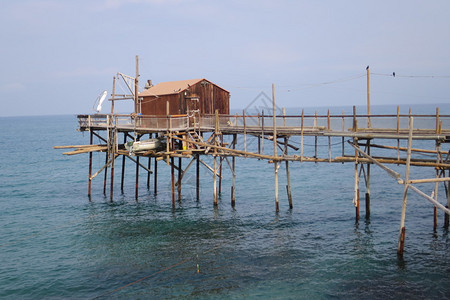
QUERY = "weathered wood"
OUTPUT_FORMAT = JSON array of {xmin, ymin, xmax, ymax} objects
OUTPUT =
[
  {"xmin": 171, "ymin": 157, "xmax": 175, "ymax": 208},
  {"xmin": 398, "ymin": 117, "xmax": 413, "ymax": 256},
  {"xmin": 88, "ymin": 130, "xmax": 93, "ymax": 199},
  {"xmin": 273, "ymin": 84, "xmax": 279, "ymax": 212},
  {"xmin": 196, "ymin": 154, "xmax": 200, "ymax": 200}
]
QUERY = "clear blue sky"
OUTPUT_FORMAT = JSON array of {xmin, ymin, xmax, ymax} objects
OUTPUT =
[{"xmin": 1, "ymin": 0, "xmax": 450, "ymax": 116}]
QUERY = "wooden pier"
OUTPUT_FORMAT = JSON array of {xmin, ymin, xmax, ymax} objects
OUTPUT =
[
  {"xmin": 56, "ymin": 106, "xmax": 450, "ymax": 256},
  {"xmin": 55, "ymin": 58, "xmax": 450, "ymax": 256}
]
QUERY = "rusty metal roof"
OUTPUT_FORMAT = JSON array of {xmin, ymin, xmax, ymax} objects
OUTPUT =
[{"xmin": 139, "ymin": 78, "xmax": 204, "ymax": 96}]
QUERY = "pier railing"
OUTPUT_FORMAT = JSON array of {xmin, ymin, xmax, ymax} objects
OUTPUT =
[
  {"xmin": 78, "ymin": 114, "xmax": 189, "ymax": 132},
  {"xmin": 78, "ymin": 113, "xmax": 450, "ymax": 137}
]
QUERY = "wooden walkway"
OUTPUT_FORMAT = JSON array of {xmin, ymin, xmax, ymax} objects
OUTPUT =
[{"xmin": 57, "ymin": 108, "xmax": 450, "ymax": 256}]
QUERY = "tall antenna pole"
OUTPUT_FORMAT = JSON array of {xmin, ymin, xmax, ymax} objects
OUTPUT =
[
  {"xmin": 135, "ymin": 55, "xmax": 140, "ymax": 114},
  {"xmin": 367, "ymin": 65, "xmax": 371, "ymax": 128}
]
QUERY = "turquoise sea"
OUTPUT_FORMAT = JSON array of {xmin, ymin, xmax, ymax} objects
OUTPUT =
[{"xmin": 2, "ymin": 104, "xmax": 450, "ymax": 299}]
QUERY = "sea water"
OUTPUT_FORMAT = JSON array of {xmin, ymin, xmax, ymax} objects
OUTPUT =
[{"xmin": 1, "ymin": 105, "xmax": 450, "ymax": 299}]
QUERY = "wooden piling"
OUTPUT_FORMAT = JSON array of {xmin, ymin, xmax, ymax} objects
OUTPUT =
[
  {"xmin": 285, "ymin": 137, "xmax": 293, "ymax": 209},
  {"xmin": 147, "ymin": 134, "xmax": 152, "ymax": 190},
  {"xmin": 103, "ymin": 146, "xmax": 108, "ymax": 196},
  {"xmin": 213, "ymin": 155, "xmax": 218, "ymax": 206},
  {"xmin": 178, "ymin": 157, "xmax": 182, "ymax": 200},
  {"xmin": 273, "ymin": 83, "xmax": 279, "ymax": 212},
  {"xmin": 121, "ymin": 134, "xmax": 126, "ymax": 193},
  {"xmin": 135, "ymin": 154, "xmax": 139, "ymax": 200},
  {"xmin": 171, "ymin": 156, "xmax": 175, "ymax": 208},
  {"xmin": 397, "ymin": 116, "xmax": 414, "ymax": 256},
  {"xmin": 154, "ymin": 157, "xmax": 158, "ymax": 194},
  {"xmin": 110, "ymin": 130, "xmax": 115, "ymax": 202},
  {"xmin": 446, "ymin": 169, "xmax": 450, "ymax": 229},
  {"xmin": 219, "ymin": 135, "xmax": 223, "ymax": 194},
  {"xmin": 300, "ymin": 109, "xmax": 304, "ymax": 161},
  {"xmin": 88, "ymin": 130, "xmax": 93, "ymax": 199},
  {"xmin": 196, "ymin": 154, "xmax": 200, "ymax": 200},
  {"xmin": 365, "ymin": 139, "xmax": 371, "ymax": 219},
  {"xmin": 354, "ymin": 137, "xmax": 360, "ymax": 221},
  {"xmin": 231, "ymin": 134, "xmax": 237, "ymax": 207}
]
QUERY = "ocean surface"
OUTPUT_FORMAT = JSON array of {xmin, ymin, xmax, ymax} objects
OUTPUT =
[{"xmin": 2, "ymin": 104, "xmax": 450, "ymax": 299}]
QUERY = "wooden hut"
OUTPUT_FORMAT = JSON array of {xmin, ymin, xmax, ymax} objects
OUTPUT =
[{"xmin": 139, "ymin": 78, "xmax": 230, "ymax": 116}]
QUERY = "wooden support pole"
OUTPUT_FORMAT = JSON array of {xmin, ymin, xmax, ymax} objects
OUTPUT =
[
  {"xmin": 365, "ymin": 140, "xmax": 371, "ymax": 219},
  {"xmin": 88, "ymin": 130, "xmax": 93, "ymax": 199},
  {"xmin": 231, "ymin": 133, "xmax": 237, "ymax": 207},
  {"xmin": 147, "ymin": 133, "xmax": 152, "ymax": 190},
  {"xmin": 341, "ymin": 110, "xmax": 345, "ymax": 158},
  {"xmin": 243, "ymin": 109, "xmax": 247, "ymax": 153},
  {"xmin": 301, "ymin": 109, "xmax": 304, "ymax": 161},
  {"xmin": 135, "ymin": 155, "xmax": 139, "ymax": 201},
  {"xmin": 178, "ymin": 157, "xmax": 182, "ymax": 200},
  {"xmin": 314, "ymin": 111, "xmax": 318, "ymax": 161},
  {"xmin": 196, "ymin": 154, "xmax": 200, "ymax": 201},
  {"xmin": 398, "ymin": 116, "xmax": 414, "ymax": 256},
  {"xmin": 258, "ymin": 113, "xmax": 261, "ymax": 155},
  {"xmin": 171, "ymin": 157, "xmax": 175, "ymax": 208},
  {"xmin": 397, "ymin": 106, "xmax": 400, "ymax": 162},
  {"xmin": 328, "ymin": 109, "xmax": 331, "ymax": 162},
  {"xmin": 354, "ymin": 137, "xmax": 360, "ymax": 222},
  {"xmin": 219, "ymin": 135, "xmax": 223, "ymax": 195},
  {"xmin": 261, "ymin": 110, "xmax": 265, "ymax": 155},
  {"xmin": 103, "ymin": 145, "xmax": 108, "ymax": 195},
  {"xmin": 110, "ymin": 130, "xmax": 115, "ymax": 202},
  {"xmin": 434, "ymin": 141, "xmax": 441, "ymax": 232},
  {"xmin": 121, "ymin": 134, "xmax": 126, "ymax": 194},
  {"xmin": 445, "ymin": 169, "xmax": 450, "ymax": 228},
  {"xmin": 213, "ymin": 155, "xmax": 218, "ymax": 206},
  {"xmin": 154, "ymin": 157, "xmax": 158, "ymax": 194},
  {"xmin": 285, "ymin": 137, "xmax": 293, "ymax": 209},
  {"xmin": 367, "ymin": 65, "xmax": 371, "ymax": 128},
  {"xmin": 273, "ymin": 84, "xmax": 279, "ymax": 212}
]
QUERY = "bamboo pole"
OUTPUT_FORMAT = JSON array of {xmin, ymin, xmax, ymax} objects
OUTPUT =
[{"xmin": 398, "ymin": 116, "xmax": 414, "ymax": 256}]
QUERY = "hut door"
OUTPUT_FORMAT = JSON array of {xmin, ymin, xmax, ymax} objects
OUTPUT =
[{"xmin": 187, "ymin": 96, "xmax": 200, "ymax": 129}]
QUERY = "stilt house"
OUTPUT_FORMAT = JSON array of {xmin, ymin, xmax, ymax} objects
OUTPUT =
[{"xmin": 139, "ymin": 78, "xmax": 230, "ymax": 116}]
